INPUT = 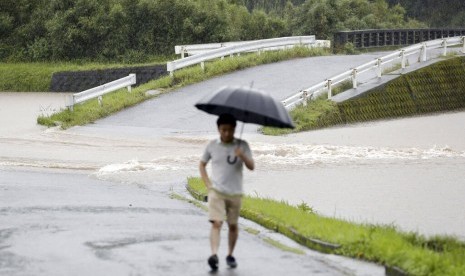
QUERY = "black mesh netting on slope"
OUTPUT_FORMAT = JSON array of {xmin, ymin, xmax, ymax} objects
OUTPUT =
[{"xmin": 50, "ymin": 65, "xmax": 167, "ymax": 92}]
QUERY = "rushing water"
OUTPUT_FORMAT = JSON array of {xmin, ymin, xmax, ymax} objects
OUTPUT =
[
  {"xmin": 78, "ymin": 110, "xmax": 465, "ymax": 240},
  {"xmin": 2, "ymin": 82, "xmax": 465, "ymax": 242},
  {"xmin": 93, "ymin": 134, "xmax": 465, "ymax": 240}
]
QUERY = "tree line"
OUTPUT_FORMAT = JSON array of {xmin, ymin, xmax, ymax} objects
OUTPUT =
[
  {"xmin": 1, "ymin": 0, "xmax": 425, "ymax": 62},
  {"xmin": 386, "ymin": 0, "xmax": 465, "ymax": 27}
]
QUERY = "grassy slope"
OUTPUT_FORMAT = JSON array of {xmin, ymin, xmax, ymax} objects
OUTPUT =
[
  {"xmin": 187, "ymin": 177, "xmax": 465, "ymax": 276},
  {"xmin": 0, "ymin": 61, "xmax": 169, "ymax": 92},
  {"xmin": 263, "ymin": 56, "xmax": 465, "ymax": 135}
]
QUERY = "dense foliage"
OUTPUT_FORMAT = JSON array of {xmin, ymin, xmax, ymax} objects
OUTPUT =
[
  {"xmin": 1, "ymin": 0, "xmax": 424, "ymax": 62},
  {"xmin": 387, "ymin": 0, "xmax": 465, "ymax": 27}
]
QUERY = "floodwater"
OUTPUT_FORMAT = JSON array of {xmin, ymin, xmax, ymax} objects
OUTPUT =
[
  {"xmin": 11, "ymin": 108, "xmax": 459, "ymax": 240},
  {"xmin": 2, "ymin": 52, "xmax": 465, "ymax": 244},
  {"xmin": 93, "ymin": 113, "xmax": 465, "ymax": 240}
]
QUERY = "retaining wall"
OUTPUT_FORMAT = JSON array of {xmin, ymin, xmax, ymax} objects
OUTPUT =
[
  {"xmin": 50, "ymin": 65, "xmax": 167, "ymax": 92},
  {"xmin": 337, "ymin": 57, "xmax": 465, "ymax": 123}
]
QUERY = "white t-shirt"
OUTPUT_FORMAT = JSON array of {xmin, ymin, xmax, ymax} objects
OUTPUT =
[{"xmin": 201, "ymin": 138, "xmax": 252, "ymax": 196}]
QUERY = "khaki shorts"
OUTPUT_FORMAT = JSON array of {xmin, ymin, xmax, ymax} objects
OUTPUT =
[{"xmin": 208, "ymin": 189, "xmax": 242, "ymax": 225}]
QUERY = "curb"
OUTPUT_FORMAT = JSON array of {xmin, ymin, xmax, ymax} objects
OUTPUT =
[
  {"xmin": 385, "ymin": 265, "xmax": 410, "ymax": 276},
  {"xmin": 185, "ymin": 185, "xmax": 207, "ymax": 202},
  {"xmin": 185, "ymin": 186, "xmax": 341, "ymax": 254},
  {"xmin": 240, "ymin": 208, "xmax": 341, "ymax": 254}
]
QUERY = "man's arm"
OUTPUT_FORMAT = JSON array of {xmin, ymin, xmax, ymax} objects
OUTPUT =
[
  {"xmin": 235, "ymin": 147, "xmax": 254, "ymax": 171},
  {"xmin": 199, "ymin": 161, "xmax": 213, "ymax": 189}
]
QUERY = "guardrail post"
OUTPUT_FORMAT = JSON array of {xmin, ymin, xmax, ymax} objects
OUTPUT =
[
  {"xmin": 127, "ymin": 73, "xmax": 135, "ymax": 93},
  {"xmin": 200, "ymin": 61, "xmax": 205, "ymax": 72},
  {"xmin": 68, "ymin": 95, "xmax": 74, "ymax": 112},
  {"xmin": 401, "ymin": 50, "xmax": 406, "ymax": 69},
  {"xmin": 181, "ymin": 47, "xmax": 186, "ymax": 59},
  {"xmin": 461, "ymin": 36, "xmax": 465, "ymax": 53},
  {"xmin": 301, "ymin": 91, "xmax": 308, "ymax": 106},
  {"xmin": 420, "ymin": 43, "xmax": 427, "ymax": 62},
  {"xmin": 442, "ymin": 38, "xmax": 448, "ymax": 56},
  {"xmin": 327, "ymin": 80, "xmax": 332, "ymax": 99},
  {"xmin": 376, "ymin": 58, "xmax": 382, "ymax": 78},
  {"xmin": 98, "ymin": 96, "xmax": 103, "ymax": 107},
  {"xmin": 351, "ymin": 69, "xmax": 358, "ymax": 88}
]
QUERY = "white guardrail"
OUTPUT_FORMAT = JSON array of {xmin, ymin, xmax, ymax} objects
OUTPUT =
[
  {"xmin": 282, "ymin": 36, "xmax": 465, "ymax": 109},
  {"xmin": 167, "ymin": 36, "xmax": 330, "ymax": 76},
  {"xmin": 68, "ymin": 74, "xmax": 136, "ymax": 111},
  {"xmin": 174, "ymin": 38, "xmax": 330, "ymax": 58}
]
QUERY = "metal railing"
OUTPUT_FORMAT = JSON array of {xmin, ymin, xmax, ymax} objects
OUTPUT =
[
  {"xmin": 174, "ymin": 37, "xmax": 332, "ymax": 58},
  {"xmin": 68, "ymin": 74, "xmax": 136, "ymax": 111},
  {"xmin": 167, "ymin": 36, "xmax": 326, "ymax": 76},
  {"xmin": 334, "ymin": 28, "xmax": 465, "ymax": 49},
  {"xmin": 282, "ymin": 36, "xmax": 465, "ymax": 109}
]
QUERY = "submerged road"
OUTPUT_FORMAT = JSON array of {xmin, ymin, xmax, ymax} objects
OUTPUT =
[
  {"xmin": 82, "ymin": 53, "xmax": 389, "ymax": 136},
  {"xmin": 2, "ymin": 51, "xmax": 465, "ymax": 275}
]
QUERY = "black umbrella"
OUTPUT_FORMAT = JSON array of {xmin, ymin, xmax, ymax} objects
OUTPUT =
[{"xmin": 195, "ymin": 86, "xmax": 295, "ymax": 129}]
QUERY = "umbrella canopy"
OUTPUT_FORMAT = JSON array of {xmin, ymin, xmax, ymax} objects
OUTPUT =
[{"xmin": 195, "ymin": 86, "xmax": 294, "ymax": 129}]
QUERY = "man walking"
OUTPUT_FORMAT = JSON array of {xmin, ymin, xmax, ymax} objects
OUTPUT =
[{"xmin": 199, "ymin": 113, "xmax": 254, "ymax": 271}]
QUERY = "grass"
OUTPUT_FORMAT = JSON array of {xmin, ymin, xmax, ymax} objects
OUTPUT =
[
  {"xmin": 331, "ymin": 79, "xmax": 353, "ymax": 96},
  {"xmin": 263, "ymin": 237, "xmax": 305, "ymax": 255},
  {"xmin": 170, "ymin": 192, "xmax": 208, "ymax": 212},
  {"xmin": 383, "ymin": 62, "xmax": 403, "ymax": 74},
  {"xmin": 187, "ymin": 177, "xmax": 465, "ymax": 276},
  {"xmin": 262, "ymin": 97, "xmax": 343, "ymax": 135},
  {"xmin": 37, "ymin": 46, "xmax": 330, "ymax": 129},
  {"xmin": 244, "ymin": 227, "xmax": 260, "ymax": 235},
  {"xmin": 0, "ymin": 59, "xmax": 170, "ymax": 92}
]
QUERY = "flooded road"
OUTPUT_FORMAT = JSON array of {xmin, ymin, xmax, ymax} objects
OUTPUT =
[
  {"xmin": 2, "ymin": 53, "xmax": 465, "ymax": 245},
  {"xmin": 92, "ymin": 112, "xmax": 465, "ymax": 239}
]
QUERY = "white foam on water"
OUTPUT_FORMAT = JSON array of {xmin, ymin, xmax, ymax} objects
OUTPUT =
[
  {"xmin": 97, "ymin": 159, "xmax": 183, "ymax": 175},
  {"xmin": 0, "ymin": 159, "xmax": 98, "ymax": 171},
  {"xmin": 251, "ymin": 143, "xmax": 465, "ymax": 168},
  {"xmin": 93, "ymin": 142, "xmax": 465, "ymax": 178}
]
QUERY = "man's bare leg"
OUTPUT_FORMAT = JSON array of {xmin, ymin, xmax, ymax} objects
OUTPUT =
[
  {"xmin": 228, "ymin": 224, "xmax": 239, "ymax": 255},
  {"xmin": 226, "ymin": 223, "xmax": 239, "ymax": 268},
  {"xmin": 210, "ymin": 221, "xmax": 223, "ymax": 255}
]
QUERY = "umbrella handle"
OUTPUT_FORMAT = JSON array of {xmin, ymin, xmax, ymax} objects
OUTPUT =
[
  {"xmin": 237, "ymin": 81, "xmax": 254, "ymax": 147},
  {"xmin": 238, "ymin": 81, "xmax": 253, "ymax": 147},
  {"xmin": 237, "ymin": 121, "xmax": 245, "ymax": 147}
]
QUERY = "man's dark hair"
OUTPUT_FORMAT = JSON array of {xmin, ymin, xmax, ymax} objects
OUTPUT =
[{"xmin": 216, "ymin": 113, "xmax": 237, "ymax": 128}]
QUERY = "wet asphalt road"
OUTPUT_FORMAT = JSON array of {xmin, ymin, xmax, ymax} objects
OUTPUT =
[{"xmin": 0, "ymin": 167, "xmax": 382, "ymax": 275}]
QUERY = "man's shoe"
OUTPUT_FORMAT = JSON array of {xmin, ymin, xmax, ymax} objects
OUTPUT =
[
  {"xmin": 208, "ymin": 254, "xmax": 219, "ymax": 271},
  {"xmin": 226, "ymin": 255, "xmax": 237, "ymax": 268}
]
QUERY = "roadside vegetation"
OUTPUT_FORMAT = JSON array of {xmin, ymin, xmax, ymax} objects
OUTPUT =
[
  {"xmin": 263, "ymin": 56, "xmax": 465, "ymax": 135},
  {"xmin": 37, "ymin": 47, "xmax": 329, "ymax": 128},
  {"xmin": 1, "ymin": 0, "xmax": 424, "ymax": 63},
  {"xmin": 186, "ymin": 177, "xmax": 465, "ymax": 276},
  {"xmin": 0, "ymin": 59, "xmax": 170, "ymax": 92}
]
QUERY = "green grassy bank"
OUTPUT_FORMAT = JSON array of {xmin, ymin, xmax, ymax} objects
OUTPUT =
[
  {"xmin": 263, "ymin": 56, "xmax": 465, "ymax": 135},
  {"xmin": 0, "ymin": 60, "xmax": 170, "ymax": 92},
  {"xmin": 36, "ymin": 47, "xmax": 329, "ymax": 128},
  {"xmin": 186, "ymin": 177, "xmax": 465, "ymax": 276}
]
